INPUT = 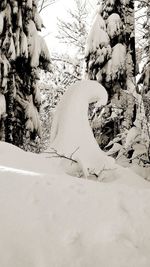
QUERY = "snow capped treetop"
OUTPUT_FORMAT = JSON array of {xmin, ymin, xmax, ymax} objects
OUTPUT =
[
  {"xmin": 85, "ymin": 14, "xmax": 110, "ymax": 56},
  {"xmin": 106, "ymin": 13, "xmax": 122, "ymax": 38}
]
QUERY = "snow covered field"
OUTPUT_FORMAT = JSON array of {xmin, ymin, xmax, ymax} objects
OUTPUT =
[{"xmin": 0, "ymin": 81, "xmax": 150, "ymax": 267}]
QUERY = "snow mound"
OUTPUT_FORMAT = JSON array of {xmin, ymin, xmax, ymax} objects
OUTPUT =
[
  {"xmin": 0, "ymin": 141, "xmax": 150, "ymax": 267},
  {"xmin": 49, "ymin": 80, "xmax": 115, "ymax": 177}
]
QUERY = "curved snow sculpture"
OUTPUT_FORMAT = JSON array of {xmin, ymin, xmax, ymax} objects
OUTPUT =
[{"xmin": 50, "ymin": 80, "xmax": 114, "ymax": 177}]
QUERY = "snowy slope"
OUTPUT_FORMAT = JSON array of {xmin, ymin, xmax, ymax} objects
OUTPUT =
[{"xmin": 0, "ymin": 142, "xmax": 150, "ymax": 267}]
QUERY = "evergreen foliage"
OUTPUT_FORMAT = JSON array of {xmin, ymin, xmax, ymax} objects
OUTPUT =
[
  {"xmin": 85, "ymin": 0, "xmax": 137, "ymax": 149},
  {"xmin": 0, "ymin": 0, "xmax": 51, "ymax": 146}
]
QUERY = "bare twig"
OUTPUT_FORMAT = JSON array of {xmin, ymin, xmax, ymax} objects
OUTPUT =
[{"xmin": 44, "ymin": 147, "xmax": 79, "ymax": 163}]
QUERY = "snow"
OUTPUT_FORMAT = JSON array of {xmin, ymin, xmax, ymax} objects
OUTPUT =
[
  {"xmin": 40, "ymin": 35, "xmax": 51, "ymax": 63},
  {"xmin": 0, "ymin": 78, "xmax": 150, "ymax": 266},
  {"xmin": 5, "ymin": 4, "xmax": 11, "ymax": 26},
  {"xmin": 0, "ymin": 11, "xmax": 4, "ymax": 34},
  {"xmin": 85, "ymin": 14, "xmax": 109, "ymax": 55},
  {"xmin": 8, "ymin": 37, "xmax": 16, "ymax": 61},
  {"xmin": 94, "ymin": 45, "xmax": 111, "ymax": 67},
  {"xmin": 49, "ymin": 80, "xmax": 116, "ymax": 177},
  {"xmin": 34, "ymin": 12, "xmax": 44, "ymax": 31},
  {"xmin": 102, "ymin": 43, "xmax": 126, "ymax": 82},
  {"xmin": 107, "ymin": 13, "xmax": 122, "ymax": 38},
  {"xmin": 124, "ymin": 126, "xmax": 141, "ymax": 150},
  {"xmin": 25, "ymin": 98, "xmax": 41, "ymax": 136},
  {"xmin": 120, "ymin": 0, "xmax": 130, "ymax": 4},
  {"xmin": 33, "ymin": 84, "xmax": 41, "ymax": 106},
  {"xmin": 2, "ymin": 55, "xmax": 10, "ymax": 77},
  {"xmin": 48, "ymin": 80, "xmax": 149, "ymax": 182},
  {"xmin": 16, "ymin": 94, "xmax": 41, "ymax": 136},
  {"xmin": 0, "ymin": 140, "xmax": 150, "ymax": 267},
  {"xmin": 27, "ymin": 20, "xmax": 41, "ymax": 67},
  {"xmin": 2, "ymin": 33, "xmax": 9, "ymax": 52},
  {"xmin": 27, "ymin": 0, "xmax": 33, "ymax": 9},
  {"xmin": 0, "ymin": 93, "xmax": 6, "ymax": 119},
  {"xmin": 20, "ymin": 31, "xmax": 28, "ymax": 58},
  {"xmin": 27, "ymin": 20, "xmax": 51, "ymax": 68},
  {"xmin": 12, "ymin": 1, "xmax": 18, "ymax": 14},
  {"xmin": 18, "ymin": 7, "xmax": 23, "ymax": 28}
]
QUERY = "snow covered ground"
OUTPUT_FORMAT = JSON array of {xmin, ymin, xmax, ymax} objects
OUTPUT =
[
  {"xmin": 0, "ymin": 80, "xmax": 150, "ymax": 266},
  {"xmin": 0, "ymin": 141, "xmax": 150, "ymax": 267}
]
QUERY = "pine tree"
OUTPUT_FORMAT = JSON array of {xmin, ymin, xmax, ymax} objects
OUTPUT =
[
  {"xmin": 85, "ymin": 0, "xmax": 137, "ymax": 149},
  {"xmin": 0, "ymin": 0, "xmax": 51, "ymax": 147}
]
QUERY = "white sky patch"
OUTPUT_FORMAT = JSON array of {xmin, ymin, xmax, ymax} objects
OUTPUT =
[{"xmin": 40, "ymin": 0, "xmax": 97, "ymax": 53}]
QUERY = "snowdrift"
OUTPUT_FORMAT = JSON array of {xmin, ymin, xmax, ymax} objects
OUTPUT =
[{"xmin": 0, "ymin": 142, "xmax": 150, "ymax": 267}]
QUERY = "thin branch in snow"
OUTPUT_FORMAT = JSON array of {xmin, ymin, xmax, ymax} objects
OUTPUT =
[{"xmin": 44, "ymin": 147, "xmax": 80, "ymax": 163}]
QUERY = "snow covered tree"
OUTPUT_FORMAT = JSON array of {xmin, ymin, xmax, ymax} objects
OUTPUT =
[
  {"xmin": 0, "ymin": 0, "xmax": 51, "ymax": 147},
  {"xmin": 85, "ymin": 0, "xmax": 137, "ymax": 149},
  {"xmin": 135, "ymin": 0, "xmax": 150, "ymax": 160},
  {"xmin": 136, "ymin": 0, "xmax": 150, "ymax": 93}
]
